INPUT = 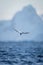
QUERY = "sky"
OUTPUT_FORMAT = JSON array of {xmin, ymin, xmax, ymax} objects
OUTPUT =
[{"xmin": 0, "ymin": 0, "xmax": 43, "ymax": 20}]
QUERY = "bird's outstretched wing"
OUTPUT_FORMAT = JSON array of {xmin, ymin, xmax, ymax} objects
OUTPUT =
[
  {"xmin": 12, "ymin": 28, "xmax": 20, "ymax": 33},
  {"xmin": 22, "ymin": 32, "xmax": 30, "ymax": 34},
  {"xmin": 20, "ymin": 32, "xmax": 30, "ymax": 35}
]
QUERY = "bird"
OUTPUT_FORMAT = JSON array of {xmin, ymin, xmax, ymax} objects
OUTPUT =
[
  {"xmin": 12, "ymin": 28, "xmax": 30, "ymax": 35},
  {"xmin": 4, "ymin": 25, "xmax": 30, "ymax": 36}
]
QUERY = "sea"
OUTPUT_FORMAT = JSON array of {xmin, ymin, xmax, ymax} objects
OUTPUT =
[{"xmin": 0, "ymin": 41, "xmax": 43, "ymax": 65}]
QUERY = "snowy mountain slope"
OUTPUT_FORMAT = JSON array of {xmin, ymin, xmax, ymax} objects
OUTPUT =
[
  {"xmin": 12, "ymin": 5, "xmax": 43, "ymax": 41},
  {"xmin": 0, "ymin": 20, "xmax": 11, "ymax": 32},
  {"xmin": 0, "ymin": 5, "xmax": 43, "ymax": 41}
]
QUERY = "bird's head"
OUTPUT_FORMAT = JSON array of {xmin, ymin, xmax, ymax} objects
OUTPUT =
[{"xmin": 20, "ymin": 33, "xmax": 22, "ymax": 35}]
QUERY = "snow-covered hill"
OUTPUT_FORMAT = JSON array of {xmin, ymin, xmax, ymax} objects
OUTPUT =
[{"xmin": 0, "ymin": 5, "xmax": 43, "ymax": 41}]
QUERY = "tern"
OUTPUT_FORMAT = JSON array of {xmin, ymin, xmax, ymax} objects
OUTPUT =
[
  {"xmin": 4, "ymin": 26, "xmax": 30, "ymax": 36},
  {"xmin": 13, "ymin": 28, "xmax": 30, "ymax": 35}
]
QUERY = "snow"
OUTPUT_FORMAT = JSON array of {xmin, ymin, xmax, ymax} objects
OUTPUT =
[{"xmin": 0, "ymin": 5, "xmax": 43, "ymax": 41}]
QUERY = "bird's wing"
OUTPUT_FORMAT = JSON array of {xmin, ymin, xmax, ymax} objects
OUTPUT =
[
  {"xmin": 12, "ymin": 28, "xmax": 20, "ymax": 33},
  {"xmin": 22, "ymin": 32, "xmax": 30, "ymax": 34}
]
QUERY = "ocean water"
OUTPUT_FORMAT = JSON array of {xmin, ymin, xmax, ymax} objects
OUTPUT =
[{"xmin": 0, "ymin": 41, "xmax": 43, "ymax": 65}]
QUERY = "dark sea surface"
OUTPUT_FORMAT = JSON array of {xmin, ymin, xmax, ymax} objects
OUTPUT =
[{"xmin": 0, "ymin": 41, "xmax": 43, "ymax": 65}]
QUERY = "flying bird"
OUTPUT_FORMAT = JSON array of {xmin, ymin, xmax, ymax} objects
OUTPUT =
[
  {"xmin": 13, "ymin": 28, "xmax": 30, "ymax": 35},
  {"xmin": 4, "ymin": 25, "xmax": 30, "ymax": 36}
]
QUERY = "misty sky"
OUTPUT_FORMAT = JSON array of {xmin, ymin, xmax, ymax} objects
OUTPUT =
[{"xmin": 0, "ymin": 0, "xmax": 43, "ymax": 20}]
